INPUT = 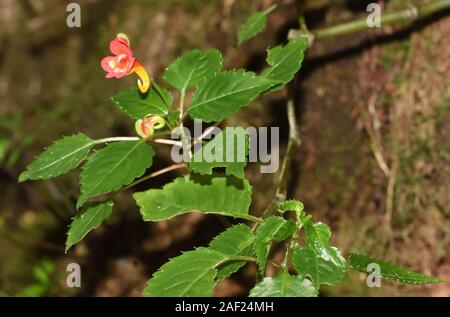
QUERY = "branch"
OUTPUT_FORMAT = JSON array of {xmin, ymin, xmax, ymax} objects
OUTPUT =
[
  {"xmin": 261, "ymin": 99, "xmax": 300, "ymax": 219},
  {"xmin": 259, "ymin": 0, "xmax": 305, "ymax": 221},
  {"xmin": 364, "ymin": 93, "xmax": 391, "ymax": 178},
  {"xmin": 386, "ymin": 157, "xmax": 398, "ymax": 227},
  {"xmin": 289, "ymin": 0, "xmax": 450, "ymax": 42}
]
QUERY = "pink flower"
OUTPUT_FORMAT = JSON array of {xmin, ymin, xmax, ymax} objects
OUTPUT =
[{"xmin": 101, "ymin": 33, "xmax": 150, "ymax": 93}]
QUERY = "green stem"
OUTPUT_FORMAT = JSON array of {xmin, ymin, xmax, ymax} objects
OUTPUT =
[
  {"xmin": 298, "ymin": 15, "xmax": 308, "ymax": 33},
  {"xmin": 263, "ymin": 4, "xmax": 278, "ymax": 16},
  {"xmin": 179, "ymin": 90, "xmax": 186, "ymax": 122},
  {"xmin": 214, "ymin": 255, "xmax": 257, "ymax": 269},
  {"xmin": 281, "ymin": 239, "xmax": 293, "ymax": 268},
  {"xmin": 261, "ymin": 99, "xmax": 300, "ymax": 219},
  {"xmin": 289, "ymin": 0, "xmax": 450, "ymax": 41},
  {"xmin": 244, "ymin": 214, "xmax": 264, "ymax": 224},
  {"xmin": 122, "ymin": 163, "xmax": 186, "ymax": 191},
  {"xmin": 176, "ymin": 89, "xmax": 192, "ymax": 160},
  {"xmin": 230, "ymin": 255, "xmax": 256, "ymax": 262}
]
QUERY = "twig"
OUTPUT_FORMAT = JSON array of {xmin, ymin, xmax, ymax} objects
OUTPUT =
[
  {"xmin": 262, "ymin": 4, "xmax": 278, "ymax": 16},
  {"xmin": 95, "ymin": 136, "xmax": 180, "ymax": 147},
  {"xmin": 153, "ymin": 138, "xmax": 182, "ymax": 147},
  {"xmin": 257, "ymin": 2, "xmax": 305, "ymax": 224},
  {"xmin": 95, "ymin": 136, "xmax": 140, "ymax": 144},
  {"xmin": 386, "ymin": 157, "xmax": 398, "ymax": 227},
  {"xmin": 191, "ymin": 122, "xmax": 222, "ymax": 150},
  {"xmin": 197, "ymin": 125, "xmax": 218, "ymax": 142},
  {"xmin": 364, "ymin": 94, "xmax": 391, "ymax": 177},
  {"xmin": 261, "ymin": 99, "xmax": 301, "ymax": 219},
  {"xmin": 122, "ymin": 163, "xmax": 186, "ymax": 191}
]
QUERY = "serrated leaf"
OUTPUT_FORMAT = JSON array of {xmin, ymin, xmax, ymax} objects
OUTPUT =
[
  {"xmin": 215, "ymin": 246, "xmax": 253, "ymax": 282},
  {"xmin": 164, "ymin": 49, "xmax": 223, "ymax": 91},
  {"xmin": 255, "ymin": 216, "xmax": 296, "ymax": 274},
  {"xmin": 274, "ymin": 221, "xmax": 296, "ymax": 241},
  {"xmin": 189, "ymin": 127, "xmax": 249, "ymax": 178},
  {"xmin": 292, "ymin": 246, "xmax": 346, "ymax": 290},
  {"xmin": 238, "ymin": 12, "xmax": 267, "ymax": 45},
  {"xmin": 19, "ymin": 134, "xmax": 94, "ymax": 182},
  {"xmin": 111, "ymin": 84, "xmax": 172, "ymax": 120},
  {"xmin": 304, "ymin": 221, "xmax": 332, "ymax": 247},
  {"xmin": 188, "ymin": 70, "xmax": 278, "ymax": 122},
  {"xmin": 249, "ymin": 270, "xmax": 317, "ymax": 297},
  {"xmin": 134, "ymin": 173, "xmax": 254, "ymax": 221},
  {"xmin": 165, "ymin": 111, "xmax": 180, "ymax": 129},
  {"xmin": 279, "ymin": 200, "xmax": 304, "ymax": 214},
  {"xmin": 65, "ymin": 200, "xmax": 113, "ymax": 253},
  {"xmin": 209, "ymin": 224, "xmax": 255, "ymax": 281},
  {"xmin": 78, "ymin": 141, "xmax": 154, "ymax": 208},
  {"xmin": 209, "ymin": 224, "xmax": 254, "ymax": 256},
  {"xmin": 261, "ymin": 38, "xmax": 308, "ymax": 92},
  {"xmin": 145, "ymin": 225, "xmax": 255, "ymax": 296},
  {"xmin": 279, "ymin": 199, "xmax": 304, "ymax": 225},
  {"xmin": 144, "ymin": 248, "xmax": 223, "ymax": 297},
  {"xmin": 292, "ymin": 220, "xmax": 346, "ymax": 289},
  {"xmin": 348, "ymin": 253, "xmax": 444, "ymax": 285}
]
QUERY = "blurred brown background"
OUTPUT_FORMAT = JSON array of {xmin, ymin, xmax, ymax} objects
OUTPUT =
[{"xmin": 0, "ymin": 0, "xmax": 449, "ymax": 296}]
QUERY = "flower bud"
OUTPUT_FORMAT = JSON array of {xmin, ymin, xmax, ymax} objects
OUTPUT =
[{"xmin": 135, "ymin": 115, "xmax": 166, "ymax": 139}]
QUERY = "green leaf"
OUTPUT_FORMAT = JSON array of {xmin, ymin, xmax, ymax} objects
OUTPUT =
[
  {"xmin": 304, "ymin": 221, "xmax": 332, "ymax": 247},
  {"xmin": 188, "ymin": 70, "xmax": 278, "ymax": 122},
  {"xmin": 164, "ymin": 49, "xmax": 223, "ymax": 91},
  {"xmin": 32, "ymin": 260, "xmax": 54, "ymax": 284},
  {"xmin": 261, "ymin": 38, "xmax": 308, "ymax": 91},
  {"xmin": 238, "ymin": 12, "xmax": 267, "ymax": 45},
  {"xmin": 65, "ymin": 200, "xmax": 113, "ymax": 253},
  {"xmin": 279, "ymin": 199, "xmax": 304, "ymax": 225},
  {"xmin": 292, "ymin": 247, "xmax": 346, "ymax": 290},
  {"xmin": 291, "ymin": 220, "xmax": 346, "ymax": 289},
  {"xmin": 144, "ymin": 248, "xmax": 222, "ymax": 297},
  {"xmin": 0, "ymin": 137, "xmax": 9, "ymax": 163},
  {"xmin": 18, "ymin": 284, "xmax": 47, "ymax": 297},
  {"xmin": 134, "ymin": 173, "xmax": 255, "ymax": 221},
  {"xmin": 215, "ymin": 246, "xmax": 253, "ymax": 282},
  {"xmin": 19, "ymin": 134, "xmax": 94, "ymax": 182},
  {"xmin": 255, "ymin": 216, "xmax": 296, "ymax": 274},
  {"xmin": 111, "ymin": 85, "xmax": 172, "ymax": 120},
  {"xmin": 145, "ymin": 224, "xmax": 255, "ymax": 296},
  {"xmin": 165, "ymin": 111, "xmax": 180, "ymax": 129},
  {"xmin": 209, "ymin": 224, "xmax": 255, "ymax": 281},
  {"xmin": 249, "ymin": 270, "xmax": 318, "ymax": 297},
  {"xmin": 348, "ymin": 253, "xmax": 444, "ymax": 285},
  {"xmin": 279, "ymin": 200, "xmax": 304, "ymax": 214},
  {"xmin": 78, "ymin": 141, "xmax": 154, "ymax": 208},
  {"xmin": 189, "ymin": 127, "xmax": 249, "ymax": 178}
]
